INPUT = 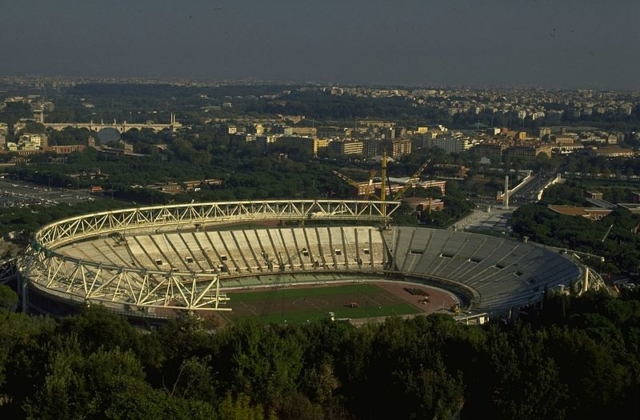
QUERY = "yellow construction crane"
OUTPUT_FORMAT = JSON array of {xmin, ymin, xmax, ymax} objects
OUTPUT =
[
  {"xmin": 330, "ymin": 152, "xmax": 430, "ymax": 226},
  {"xmin": 381, "ymin": 150, "xmax": 388, "ymax": 220},
  {"xmin": 391, "ymin": 159, "xmax": 431, "ymax": 201},
  {"xmin": 331, "ymin": 170, "xmax": 377, "ymax": 199}
]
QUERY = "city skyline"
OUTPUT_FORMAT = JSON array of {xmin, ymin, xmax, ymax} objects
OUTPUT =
[{"xmin": 1, "ymin": 1, "xmax": 639, "ymax": 89}]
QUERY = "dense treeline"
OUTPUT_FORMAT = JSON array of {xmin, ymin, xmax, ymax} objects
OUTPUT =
[
  {"xmin": 0, "ymin": 199, "xmax": 130, "ymax": 238},
  {"xmin": 0, "ymin": 152, "xmax": 444, "ymax": 239},
  {"xmin": 564, "ymin": 154, "xmax": 640, "ymax": 178},
  {"xmin": 0, "ymin": 287, "xmax": 638, "ymax": 419},
  {"xmin": 7, "ymin": 149, "xmax": 351, "ymax": 204},
  {"xmin": 511, "ymin": 184, "xmax": 640, "ymax": 274},
  {"xmin": 10, "ymin": 83, "xmax": 639, "ymax": 130},
  {"xmin": 66, "ymin": 83, "xmax": 293, "ymax": 100},
  {"xmin": 5, "ymin": 130, "xmax": 478, "ymax": 205},
  {"xmin": 2, "ymin": 143, "xmax": 481, "ymax": 236}
]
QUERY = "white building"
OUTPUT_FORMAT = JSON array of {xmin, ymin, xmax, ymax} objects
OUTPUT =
[
  {"xmin": 426, "ymin": 137, "xmax": 472, "ymax": 154},
  {"xmin": 21, "ymin": 134, "xmax": 43, "ymax": 147}
]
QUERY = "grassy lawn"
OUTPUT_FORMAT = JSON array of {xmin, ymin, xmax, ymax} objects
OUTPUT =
[
  {"xmin": 223, "ymin": 283, "xmax": 421, "ymax": 324},
  {"xmin": 256, "ymin": 302, "xmax": 421, "ymax": 324},
  {"xmin": 228, "ymin": 283, "xmax": 381, "ymax": 303}
]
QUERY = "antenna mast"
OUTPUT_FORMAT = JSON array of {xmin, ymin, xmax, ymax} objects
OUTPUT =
[{"xmin": 381, "ymin": 150, "xmax": 387, "ymax": 221}]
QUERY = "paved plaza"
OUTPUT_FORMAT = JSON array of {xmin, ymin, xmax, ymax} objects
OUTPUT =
[{"xmin": 451, "ymin": 208, "xmax": 515, "ymax": 234}]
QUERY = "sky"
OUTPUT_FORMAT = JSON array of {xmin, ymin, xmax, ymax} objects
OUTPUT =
[{"xmin": 1, "ymin": 0, "xmax": 639, "ymax": 89}]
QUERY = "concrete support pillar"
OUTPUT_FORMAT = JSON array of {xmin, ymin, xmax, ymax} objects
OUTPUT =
[
  {"xmin": 20, "ymin": 275, "xmax": 28, "ymax": 314},
  {"xmin": 582, "ymin": 267, "xmax": 590, "ymax": 294}
]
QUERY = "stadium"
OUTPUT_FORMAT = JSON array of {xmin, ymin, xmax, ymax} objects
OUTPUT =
[{"xmin": 18, "ymin": 199, "xmax": 582, "ymax": 326}]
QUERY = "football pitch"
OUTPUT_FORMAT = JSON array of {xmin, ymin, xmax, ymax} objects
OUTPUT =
[{"xmin": 219, "ymin": 283, "xmax": 422, "ymax": 324}]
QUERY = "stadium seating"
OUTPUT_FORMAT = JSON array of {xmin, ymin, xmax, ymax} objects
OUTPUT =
[
  {"xmin": 54, "ymin": 225, "xmax": 580, "ymax": 314},
  {"xmin": 390, "ymin": 227, "xmax": 580, "ymax": 312}
]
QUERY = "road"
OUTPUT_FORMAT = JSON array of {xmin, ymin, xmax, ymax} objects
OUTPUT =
[{"xmin": 0, "ymin": 179, "xmax": 98, "ymax": 208}]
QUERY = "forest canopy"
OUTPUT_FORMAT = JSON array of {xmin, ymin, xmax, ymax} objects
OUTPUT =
[{"xmin": 0, "ymin": 286, "xmax": 638, "ymax": 419}]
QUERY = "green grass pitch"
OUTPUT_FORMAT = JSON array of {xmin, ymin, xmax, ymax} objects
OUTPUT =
[{"xmin": 221, "ymin": 283, "xmax": 421, "ymax": 324}]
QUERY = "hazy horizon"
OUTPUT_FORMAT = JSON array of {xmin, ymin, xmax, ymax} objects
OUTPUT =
[{"xmin": 2, "ymin": 1, "xmax": 639, "ymax": 90}]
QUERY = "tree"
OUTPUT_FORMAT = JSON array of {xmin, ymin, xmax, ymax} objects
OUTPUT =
[
  {"xmin": 164, "ymin": 355, "xmax": 218, "ymax": 402},
  {"xmin": 546, "ymin": 327, "xmax": 631, "ymax": 418},
  {"xmin": 217, "ymin": 392, "xmax": 277, "ymax": 420},
  {"xmin": 0, "ymin": 102, "xmax": 32, "ymax": 126},
  {"xmin": 216, "ymin": 320, "xmax": 305, "ymax": 404},
  {"xmin": 23, "ymin": 343, "xmax": 217, "ymax": 420},
  {"xmin": 0, "ymin": 285, "xmax": 18, "ymax": 312},
  {"xmin": 57, "ymin": 305, "xmax": 141, "ymax": 354},
  {"xmin": 0, "ymin": 312, "xmax": 57, "ymax": 416},
  {"xmin": 21, "ymin": 122, "xmax": 46, "ymax": 134}
]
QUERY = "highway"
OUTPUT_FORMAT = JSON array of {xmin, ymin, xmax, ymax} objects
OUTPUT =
[{"xmin": 0, "ymin": 179, "xmax": 98, "ymax": 208}]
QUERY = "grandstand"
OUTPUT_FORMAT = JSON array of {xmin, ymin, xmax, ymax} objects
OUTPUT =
[
  {"xmin": 17, "ymin": 199, "xmax": 581, "ymax": 323},
  {"xmin": 389, "ymin": 227, "xmax": 579, "ymax": 313}
]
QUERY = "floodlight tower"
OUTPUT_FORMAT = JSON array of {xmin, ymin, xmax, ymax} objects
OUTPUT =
[
  {"xmin": 381, "ymin": 150, "xmax": 388, "ymax": 221},
  {"xmin": 503, "ymin": 175, "xmax": 510, "ymax": 210}
]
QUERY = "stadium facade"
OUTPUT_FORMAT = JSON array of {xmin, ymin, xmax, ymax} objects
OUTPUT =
[{"xmin": 17, "ymin": 199, "xmax": 581, "ymax": 325}]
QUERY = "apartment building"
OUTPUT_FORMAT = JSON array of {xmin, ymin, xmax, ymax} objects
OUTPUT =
[
  {"xmin": 505, "ymin": 144, "xmax": 552, "ymax": 162},
  {"xmin": 473, "ymin": 143, "xmax": 505, "ymax": 163},
  {"xmin": 275, "ymin": 136, "xmax": 327, "ymax": 155},
  {"xmin": 386, "ymin": 139, "xmax": 412, "ymax": 158},
  {"xmin": 317, "ymin": 126, "xmax": 351, "ymax": 139},
  {"xmin": 329, "ymin": 140, "xmax": 364, "ymax": 156},
  {"xmin": 426, "ymin": 136, "xmax": 472, "ymax": 154},
  {"xmin": 361, "ymin": 139, "xmax": 381, "ymax": 157}
]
